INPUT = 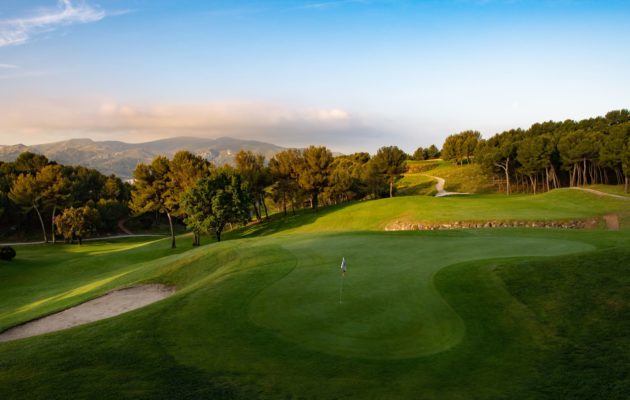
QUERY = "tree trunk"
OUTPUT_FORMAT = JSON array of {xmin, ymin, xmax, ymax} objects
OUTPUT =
[
  {"xmin": 78, "ymin": 236, "xmax": 83, "ymax": 245},
  {"xmin": 625, "ymin": 176, "xmax": 628, "ymax": 194},
  {"xmin": 260, "ymin": 194, "xmax": 269, "ymax": 219},
  {"xmin": 389, "ymin": 178, "xmax": 394, "ymax": 198},
  {"xmin": 504, "ymin": 163, "xmax": 510, "ymax": 195},
  {"xmin": 166, "ymin": 212, "xmax": 176, "ymax": 249},
  {"xmin": 282, "ymin": 192, "xmax": 287, "ymax": 216},
  {"xmin": 192, "ymin": 231, "xmax": 200, "ymax": 247},
  {"xmin": 582, "ymin": 158, "xmax": 588, "ymax": 186},
  {"xmin": 215, "ymin": 230, "xmax": 221, "ymax": 242},
  {"xmin": 33, "ymin": 204, "xmax": 48, "ymax": 243},
  {"xmin": 312, "ymin": 191, "xmax": 319, "ymax": 211},
  {"xmin": 252, "ymin": 201, "xmax": 262, "ymax": 221},
  {"xmin": 51, "ymin": 205, "xmax": 57, "ymax": 245},
  {"xmin": 545, "ymin": 168, "xmax": 550, "ymax": 192},
  {"xmin": 529, "ymin": 175, "xmax": 536, "ymax": 194}
]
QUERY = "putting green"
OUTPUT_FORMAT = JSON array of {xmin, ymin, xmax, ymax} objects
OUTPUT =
[{"xmin": 248, "ymin": 233, "xmax": 593, "ymax": 359}]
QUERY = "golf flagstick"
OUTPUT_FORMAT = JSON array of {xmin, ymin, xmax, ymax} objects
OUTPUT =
[
  {"xmin": 339, "ymin": 272, "xmax": 345, "ymax": 303},
  {"xmin": 339, "ymin": 257, "xmax": 347, "ymax": 304}
]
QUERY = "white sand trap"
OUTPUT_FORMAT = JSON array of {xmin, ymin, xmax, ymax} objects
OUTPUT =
[{"xmin": 0, "ymin": 284, "xmax": 175, "ymax": 342}]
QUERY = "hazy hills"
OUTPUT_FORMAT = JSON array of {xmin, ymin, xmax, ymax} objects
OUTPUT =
[{"xmin": 0, "ymin": 137, "xmax": 284, "ymax": 179}]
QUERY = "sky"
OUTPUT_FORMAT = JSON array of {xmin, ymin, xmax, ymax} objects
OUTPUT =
[{"xmin": 0, "ymin": 0, "xmax": 629, "ymax": 153}]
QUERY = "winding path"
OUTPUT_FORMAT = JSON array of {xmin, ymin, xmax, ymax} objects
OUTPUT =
[
  {"xmin": 0, "ymin": 234, "xmax": 166, "ymax": 247},
  {"xmin": 568, "ymin": 186, "xmax": 630, "ymax": 200},
  {"xmin": 425, "ymin": 175, "xmax": 469, "ymax": 197}
]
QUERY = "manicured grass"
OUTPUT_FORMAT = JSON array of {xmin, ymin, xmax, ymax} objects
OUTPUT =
[
  {"xmin": 235, "ymin": 188, "xmax": 629, "ymax": 237},
  {"xmin": 1, "ymin": 192, "xmax": 629, "ymax": 399}
]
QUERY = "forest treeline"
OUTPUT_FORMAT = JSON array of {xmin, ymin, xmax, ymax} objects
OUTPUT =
[
  {"xmin": 439, "ymin": 109, "xmax": 630, "ymax": 194},
  {"xmin": 0, "ymin": 153, "xmax": 130, "ymax": 243},
  {"xmin": 0, "ymin": 145, "xmax": 415, "ymax": 245}
]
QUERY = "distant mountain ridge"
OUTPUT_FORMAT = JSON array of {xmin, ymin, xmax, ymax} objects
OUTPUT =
[{"xmin": 0, "ymin": 137, "xmax": 284, "ymax": 179}]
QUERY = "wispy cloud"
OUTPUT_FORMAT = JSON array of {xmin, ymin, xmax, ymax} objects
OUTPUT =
[
  {"xmin": 0, "ymin": 98, "xmax": 387, "ymax": 151},
  {"xmin": 0, "ymin": 63, "xmax": 18, "ymax": 69},
  {"xmin": 0, "ymin": 0, "xmax": 109, "ymax": 47}
]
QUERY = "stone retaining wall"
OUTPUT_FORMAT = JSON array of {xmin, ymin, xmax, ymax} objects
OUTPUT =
[{"xmin": 384, "ymin": 219, "xmax": 600, "ymax": 231}]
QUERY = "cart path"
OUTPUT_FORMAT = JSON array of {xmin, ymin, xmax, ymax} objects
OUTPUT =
[{"xmin": 425, "ymin": 175, "xmax": 469, "ymax": 197}]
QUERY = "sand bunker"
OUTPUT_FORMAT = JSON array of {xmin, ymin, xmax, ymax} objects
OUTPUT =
[{"xmin": 0, "ymin": 284, "xmax": 175, "ymax": 342}]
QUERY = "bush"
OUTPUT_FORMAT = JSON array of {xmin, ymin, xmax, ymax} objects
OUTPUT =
[{"xmin": 0, "ymin": 246, "xmax": 16, "ymax": 261}]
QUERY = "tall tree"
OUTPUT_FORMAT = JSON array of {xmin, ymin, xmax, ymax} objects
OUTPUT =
[
  {"xmin": 412, "ymin": 147, "xmax": 427, "ymax": 161},
  {"xmin": 182, "ymin": 172, "xmax": 251, "ymax": 243},
  {"xmin": 13, "ymin": 152, "xmax": 49, "ymax": 175},
  {"xmin": 269, "ymin": 149, "xmax": 301, "ymax": 215},
  {"xmin": 130, "ymin": 156, "xmax": 178, "ymax": 248},
  {"xmin": 442, "ymin": 131, "xmax": 480, "ymax": 165},
  {"xmin": 235, "ymin": 150, "xmax": 270, "ymax": 220},
  {"xmin": 9, "ymin": 174, "xmax": 48, "ymax": 242},
  {"xmin": 167, "ymin": 151, "xmax": 212, "ymax": 246},
  {"xmin": 426, "ymin": 144, "xmax": 440, "ymax": 159},
  {"xmin": 477, "ymin": 131, "xmax": 520, "ymax": 195},
  {"xmin": 54, "ymin": 206, "xmax": 100, "ymax": 245},
  {"xmin": 298, "ymin": 146, "xmax": 333, "ymax": 211},
  {"xmin": 37, "ymin": 165, "xmax": 71, "ymax": 244},
  {"xmin": 373, "ymin": 146, "xmax": 407, "ymax": 198}
]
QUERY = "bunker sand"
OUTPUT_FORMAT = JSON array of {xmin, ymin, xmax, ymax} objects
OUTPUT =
[{"xmin": 0, "ymin": 284, "xmax": 174, "ymax": 342}]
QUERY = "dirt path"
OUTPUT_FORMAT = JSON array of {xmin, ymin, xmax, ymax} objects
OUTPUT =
[
  {"xmin": 425, "ymin": 175, "xmax": 469, "ymax": 197},
  {"xmin": 117, "ymin": 218, "xmax": 134, "ymax": 235},
  {"xmin": 1, "ymin": 234, "xmax": 165, "ymax": 247},
  {"xmin": 569, "ymin": 187, "xmax": 630, "ymax": 200},
  {"xmin": 0, "ymin": 285, "xmax": 175, "ymax": 342}
]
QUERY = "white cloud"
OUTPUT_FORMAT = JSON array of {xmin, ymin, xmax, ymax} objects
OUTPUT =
[
  {"xmin": 0, "ymin": 63, "xmax": 18, "ymax": 69},
  {"xmin": 0, "ymin": 0, "xmax": 106, "ymax": 47}
]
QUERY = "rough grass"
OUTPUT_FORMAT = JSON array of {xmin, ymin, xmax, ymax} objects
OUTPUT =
[{"xmin": 404, "ymin": 159, "xmax": 494, "ymax": 194}]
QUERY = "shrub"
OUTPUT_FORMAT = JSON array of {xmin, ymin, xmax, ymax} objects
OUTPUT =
[{"xmin": 0, "ymin": 246, "xmax": 16, "ymax": 261}]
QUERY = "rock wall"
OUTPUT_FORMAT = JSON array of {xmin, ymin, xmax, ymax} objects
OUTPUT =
[{"xmin": 384, "ymin": 219, "xmax": 600, "ymax": 231}]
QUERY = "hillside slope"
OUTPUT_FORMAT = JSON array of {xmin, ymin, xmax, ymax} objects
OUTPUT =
[{"xmin": 0, "ymin": 137, "xmax": 284, "ymax": 179}]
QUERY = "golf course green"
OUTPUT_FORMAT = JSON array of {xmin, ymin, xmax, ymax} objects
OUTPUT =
[{"xmin": 1, "ymin": 190, "xmax": 629, "ymax": 399}]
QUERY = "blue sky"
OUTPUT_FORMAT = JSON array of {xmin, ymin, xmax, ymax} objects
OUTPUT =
[{"xmin": 0, "ymin": 0, "xmax": 629, "ymax": 153}]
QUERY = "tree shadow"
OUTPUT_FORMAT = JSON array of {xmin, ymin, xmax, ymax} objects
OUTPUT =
[{"xmin": 223, "ymin": 201, "xmax": 360, "ymax": 240}]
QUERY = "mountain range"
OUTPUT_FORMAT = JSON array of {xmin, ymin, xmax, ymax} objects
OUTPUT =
[{"xmin": 0, "ymin": 137, "xmax": 284, "ymax": 179}]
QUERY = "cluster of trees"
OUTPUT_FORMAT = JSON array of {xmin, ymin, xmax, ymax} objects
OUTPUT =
[
  {"xmin": 0, "ymin": 153, "xmax": 130, "ymax": 243},
  {"xmin": 412, "ymin": 144, "xmax": 440, "ymax": 161},
  {"xmin": 442, "ymin": 110, "xmax": 630, "ymax": 194},
  {"xmin": 441, "ymin": 131, "xmax": 481, "ymax": 165},
  {"xmin": 130, "ymin": 146, "xmax": 411, "ymax": 247}
]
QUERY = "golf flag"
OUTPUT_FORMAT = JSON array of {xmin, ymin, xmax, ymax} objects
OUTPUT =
[{"xmin": 341, "ymin": 257, "xmax": 347, "ymax": 275}]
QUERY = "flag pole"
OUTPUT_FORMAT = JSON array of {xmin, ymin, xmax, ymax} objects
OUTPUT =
[{"xmin": 339, "ymin": 271, "xmax": 344, "ymax": 304}]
